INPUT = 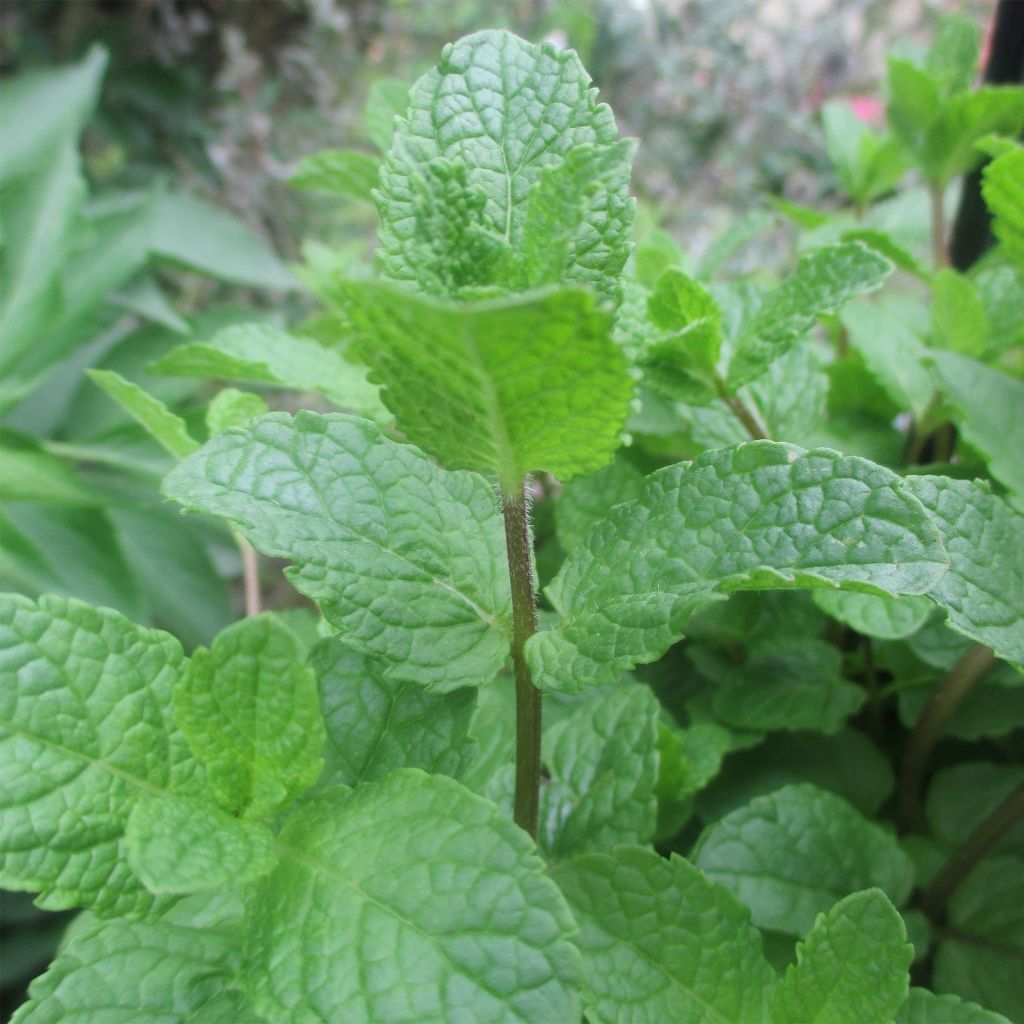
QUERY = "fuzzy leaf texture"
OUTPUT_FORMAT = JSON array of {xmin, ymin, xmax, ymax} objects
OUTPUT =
[
  {"xmin": 244, "ymin": 770, "xmax": 581, "ymax": 1024},
  {"xmin": 0, "ymin": 594, "xmax": 200, "ymax": 916},
  {"xmin": 163, "ymin": 411, "xmax": 511, "ymax": 692},
  {"xmin": 526, "ymin": 442, "xmax": 947, "ymax": 693},
  {"xmin": 173, "ymin": 614, "xmax": 326, "ymax": 818},
  {"xmin": 375, "ymin": 30, "xmax": 633, "ymax": 300},
  {"xmin": 338, "ymin": 281, "xmax": 632, "ymax": 488}
]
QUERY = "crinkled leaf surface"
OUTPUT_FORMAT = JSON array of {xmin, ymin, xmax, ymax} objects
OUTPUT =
[
  {"xmin": 163, "ymin": 412, "xmax": 511, "ymax": 693},
  {"xmin": 770, "ymin": 889, "xmax": 913, "ymax": 1024},
  {"xmin": 0, "ymin": 594, "xmax": 199, "ymax": 916},
  {"xmin": 245, "ymin": 770, "xmax": 581, "ymax": 1024},
  {"xmin": 896, "ymin": 987, "xmax": 1011, "ymax": 1024},
  {"xmin": 125, "ymin": 793, "xmax": 276, "ymax": 894},
  {"xmin": 376, "ymin": 30, "xmax": 631, "ymax": 299},
  {"xmin": 527, "ymin": 442, "xmax": 947, "ymax": 693},
  {"xmin": 693, "ymin": 783, "xmax": 914, "ymax": 936},
  {"xmin": 982, "ymin": 146, "xmax": 1024, "ymax": 267},
  {"xmin": 552, "ymin": 846, "xmax": 775, "ymax": 1024},
  {"xmin": 903, "ymin": 475, "xmax": 1024, "ymax": 667},
  {"xmin": 338, "ymin": 281, "xmax": 631, "ymax": 488},
  {"xmin": 554, "ymin": 455, "xmax": 645, "ymax": 552},
  {"xmin": 312, "ymin": 636, "xmax": 476, "ymax": 786},
  {"xmin": 174, "ymin": 614, "xmax": 325, "ymax": 819},
  {"xmin": 812, "ymin": 590, "xmax": 933, "ymax": 640}
]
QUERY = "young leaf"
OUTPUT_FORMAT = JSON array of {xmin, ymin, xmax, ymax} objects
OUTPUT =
[
  {"xmin": 125, "ymin": 794, "xmax": 276, "ymax": 894},
  {"xmin": 338, "ymin": 281, "xmax": 632, "ymax": 489},
  {"xmin": 86, "ymin": 369, "xmax": 198, "ymax": 460},
  {"xmin": 822, "ymin": 101, "xmax": 906, "ymax": 205},
  {"xmin": 811, "ymin": 590, "xmax": 933, "ymax": 640},
  {"xmin": 770, "ymin": 889, "xmax": 913, "ymax": 1024},
  {"xmin": 150, "ymin": 322, "xmax": 386, "ymax": 423},
  {"xmin": 204, "ymin": 387, "xmax": 268, "ymax": 436},
  {"xmin": 163, "ymin": 411, "xmax": 512, "ymax": 693},
  {"xmin": 902, "ymin": 476, "xmax": 1024, "ymax": 667},
  {"xmin": 982, "ymin": 146, "xmax": 1024, "ymax": 267},
  {"xmin": 312, "ymin": 636, "xmax": 477, "ymax": 786},
  {"xmin": 726, "ymin": 242, "xmax": 892, "ymax": 390},
  {"xmin": 289, "ymin": 148, "xmax": 380, "ymax": 201},
  {"xmin": 925, "ymin": 16, "xmax": 979, "ymax": 97},
  {"xmin": 552, "ymin": 846, "xmax": 775, "ymax": 1024},
  {"xmin": 896, "ymin": 987, "xmax": 1011, "ymax": 1024},
  {"xmin": 244, "ymin": 771, "xmax": 581, "ymax": 1023},
  {"xmin": 0, "ymin": 594, "xmax": 200, "ymax": 916},
  {"xmin": 931, "ymin": 269, "xmax": 988, "ymax": 355},
  {"xmin": 364, "ymin": 77, "xmax": 409, "ymax": 152},
  {"xmin": 376, "ymin": 30, "xmax": 632, "ymax": 298},
  {"xmin": 693, "ymin": 783, "xmax": 914, "ymax": 936},
  {"xmin": 527, "ymin": 443, "xmax": 947, "ymax": 693},
  {"xmin": 174, "ymin": 614, "xmax": 326, "ymax": 819}
]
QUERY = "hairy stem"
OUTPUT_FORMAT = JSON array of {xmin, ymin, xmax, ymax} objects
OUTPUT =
[
  {"xmin": 502, "ymin": 483, "xmax": 541, "ymax": 839},
  {"xmin": 900, "ymin": 643, "xmax": 995, "ymax": 830},
  {"xmin": 929, "ymin": 181, "xmax": 949, "ymax": 268},
  {"xmin": 716, "ymin": 378, "xmax": 769, "ymax": 440},
  {"xmin": 922, "ymin": 779, "xmax": 1024, "ymax": 923},
  {"xmin": 235, "ymin": 534, "xmax": 262, "ymax": 617}
]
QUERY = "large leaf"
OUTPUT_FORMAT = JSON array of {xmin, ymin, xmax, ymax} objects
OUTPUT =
[
  {"xmin": 244, "ymin": 771, "xmax": 581, "ymax": 1023},
  {"xmin": 982, "ymin": 146, "xmax": 1024, "ymax": 267},
  {"xmin": 903, "ymin": 476, "xmax": 1024, "ymax": 667},
  {"xmin": 338, "ymin": 281, "xmax": 631, "ymax": 489},
  {"xmin": 376, "ymin": 29, "xmax": 632, "ymax": 300},
  {"xmin": 693, "ymin": 783, "xmax": 914, "ymax": 936},
  {"xmin": 552, "ymin": 846, "xmax": 775, "ymax": 1024},
  {"xmin": 0, "ymin": 595, "xmax": 200, "ymax": 916},
  {"xmin": 770, "ymin": 889, "xmax": 913, "ymax": 1024},
  {"xmin": 174, "ymin": 614, "xmax": 325, "ymax": 819},
  {"xmin": 163, "ymin": 411, "xmax": 511, "ymax": 693},
  {"xmin": 527, "ymin": 443, "xmax": 947, "ymax": 693},
  {"xmin": 896, "ymin": 988, "xmax": 1011, "ymax": 1024}
]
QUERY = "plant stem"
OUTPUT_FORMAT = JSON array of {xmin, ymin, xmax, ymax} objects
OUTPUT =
[
  {"xmin": 502, "ymin": 482, "xmax": 542, "ymax": 839},
  {"xmin": 235, "ymin": 534, "xmax": 262, "ymax": 617},
  {"xmin": 900, "ymin": 643, "xmax": 995, "ymax": 831},
  {"xmin": 861, "ymin": 635, "xmax": 882, "ymax": 738},
  {"xmin": 922, "ymin": 779, "xmax": 1024, "ymax": 923},
  {"xmin": 716, "ymin": 378, "xmax": 769, "ymax": 440},
  {"xmin": 929, "ymin": 181, "xmax": 949, "ymax": 268}
]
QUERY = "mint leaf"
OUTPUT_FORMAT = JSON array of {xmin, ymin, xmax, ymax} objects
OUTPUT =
[
  {"xmin": 290, "ymin": 148, "xmax": 379, "ymax": 201},
  {"xmin": 982, "ymin": 146, "xmax": 1024, "ymax": 267},
  {"xmin": 125, "ymin": 794, "xmax": 276, "ymax": 894},
  {"xmin": 770, "ymin": 889, "xmax": 913, "ymax": 1024},
  {"xmin": 150, "ymin": 322, "xmax": 386, "ymax": 422},
  {"xmin": 312, "ymin": 636, "xmax": 476, "ymax": 785},
  {"xmin": 245, "ymin": 771, "xmax": 581, "ymax": 1023},
  {"xmin": 926, "ymin": 762, "xmax": 1024, "ymax": 851},
  {"xmin": 365, "ymin": 77, "xmax": 408, "ymax": 152},
  {"xmin": 338, "ymin": 282, "xmax": 631, "ymax": 488},
  {"xmin": 903, "ymin": 476, "xmax": 1024, "ymax": 667},
  {"xmin": 85, "ymin": 369, "xmax": 198, "ymax": 460},
  {"xmin": 205, "ymin": 387, "xmax": 268, "ymax": 436},
  {"xmin": 931, "ymin": 269, "xmax": 989, "ymax": 355},
  {"xmin": 925, "ymin": 16, "xmax": 979, "ymax": 97},
  {"xmin": 726, "ymin": 243, "xmax": 892, "ymax": 390},
  {"xmin": 174, "ymin": 614, "xmax": 325, "ymax": 819},
  {"xmin": 822, "ymin": 101, "xmax": 907, "ymax": 205},
  {"xmin": 554, "ymin": 454, "xmax": 645, "ymax": 552},
  {"xmin": 0, "ymin": 594, "xmax": 199, "ymax": 916},
  {"xmin": 163, "ymin": 411, "xmax": 512, "ymax": 692},
  {"xmin": 376, "ymin": 30, "xmax": 631, "ymax": 298},
  {"xmin": 693, "ymin": 783, "xmax": 914, "ymax": 936},
  {"xmin": 896, "ymin": 987, "xmax": 1011, "ymax": 1024},
  {"xmin": 812, "ymin": 590, "xmax": 933, "ymax": 640},
  {"xmin": 11, "ymin": 894, "xmax": 252, "ymax": 1024},
  {"xmin": 552, "ymin": 846, "xmax": 775, "ymax": 1024},
  {"xmin": 528, "ymin": 443, "xmax": 947, "ymax": 693},
  {"xmin": 542, "ymin": 685, "xmax": 659, "ymax": 857}
]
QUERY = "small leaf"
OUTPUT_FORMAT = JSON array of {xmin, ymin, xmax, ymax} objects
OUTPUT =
[
  {"xmin": 205, "ymin": 387, "xmax": 268, "ymax": 436},
  {"xmin": 931, "ymin": 269, "xmax": 988, "ymax": 355},
  {"xmin": 174, "ymin": 614, "xmax": 325, "ymax": 819},
  {"xmin": 244, "ymin": 771, "xmax": 582, "ymax": 1023},
  {"xmin": 289, "ymin": 148, "xmax": 380, "ymax": 200},
  {"xmin": 364, "ymin": 77, "xmax": 408, "ymax": 152},
  {"xmin": 812, "ymin": 590, "xmax": 932, "ymax": 640},
  {"xmin": 693, "ymin": 783, "xmax": 914, "ymax": 936},
  {"xmin": 770, "ymin": 889, "xmax": 913, "ymax": 1024},
  {"xmin": 896, "ymin": 987, "xmax": 1011, "ymax": 1024},
  {"xmin": 86, "ymin": 369, "xmax": 197, "ymax": 460},
  {"xmin": 925, "ymin": 16, "xmax": 980, "ymax": 97},
  {"xmin": 552, "ymin": 846, "xmax": 775, "ymax": 1024}
]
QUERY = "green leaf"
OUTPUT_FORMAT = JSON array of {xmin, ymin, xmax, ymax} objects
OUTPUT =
[
  {"xmin": 770, "ymin": 889, "xmax": 912, "ymax": 1024},
  {"xmin": 926, "ymin": 762, "xmax": 1024, "ymax": 853},
  {"xmin": 635, "ymin": 227, "xmax": 685, "ymax": 288},
  {"xmin": 364, "ymin": 77, "xmax": 409, "ymax": 152},
  {"xmin": 0, "ymin": 445, "xmax": 98, "ymax": 507},
  {"xmin": 85, "ymin": 369, "xmax": 198, "ymax": 460},
  {"xmin": 974, "ymin": 264, "xmax": 1024, "ymax": 353},
  {"xmin": 542, "ymin": 685, "xmax": 659, "ymax": 857},
  {"xmin": 527, "ymin": 443, "xmax": 947, "ymax": 693},
  {"xmin": 822, "ymin": 101, "xmax": 907, "ymax": 204},
  {"xmin": 163, "ymin": 411, "xmax": 512, "ymax": 693},
  {"xmin": 174, "ymin": 614, "xmax": 325, "ymax": 819},
  {"xmin": 125, "ymin": 794, "xmax": 276, "ymax": 894},
  {"xmin": 312, "ymin": 636, "xmax": 476, "ymax": 786},
  {"xmin": 693, "ymin": 783, "xmax": 914, "ymax": 936},
  {"xmin": 982, "ymin": 147, "xmax": 1024, "ymax": 267},
  {"xmin": 812, "ymin": 590, "xmax": 932, "ymax": 639},
  {"xmin": 697, "ymin": 210, "xmax": 773, "ymax": 280},
  {"xmin": 886, "ymin": 58, "xmax": 942, "ymax": 162},
  {"xmin": 150, "ymin": 321, "xmax": 386, "ymax": 423},
  {"xmin": 552, "ymin": 846, "xmax": 775, "ymax": 1024},
  {"xmin": 289, "ymin": 148, "xmax": 380, "ymax": 201},
  {"xmin": 0, "ymin": 594, "xmax": 200, "ymax": 916},
  {"xmin": 896, "ymin": 987, "xmax": 1011, "ymax": 1024},
  {"xmin": 902, "ymin": 476, "xmax": 1024, "ymax": 666},
  {"xmin": 339, "ymin": 281, "xmax": 632, "ymax": 489},
  {"xmin": 555, "ymin": 454, "xmax": 645, "ymax": 552},
  {"xmin": 376, "ymin": 30, "xmax": 632, "ymax": 298},
  {"xmin": 245, "ymin": 771, "xmax": 581, "ymax": 1023},
  {"xmin": 12, "ymin": 894, "xmax": 253, "ymax": 1024},
  {"xmin": 205, "ymin": 387, "xmax": 268, "ymax": 436},
  {"xmin": 726, "ymin": 243, "xmax": 892, "ymax": 390},
  {"xmin": 931, "ymin": 269, "xmax": 989, "ymax": 355},
  {"xmin": 933, "ymin": 943, "xmax": 1024, "ymax": 1022}
]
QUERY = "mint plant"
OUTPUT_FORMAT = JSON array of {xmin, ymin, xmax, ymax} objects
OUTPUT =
[{"xmin": 3, "ymin": 23, "xmax": 1024, "ymax": 1023}]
